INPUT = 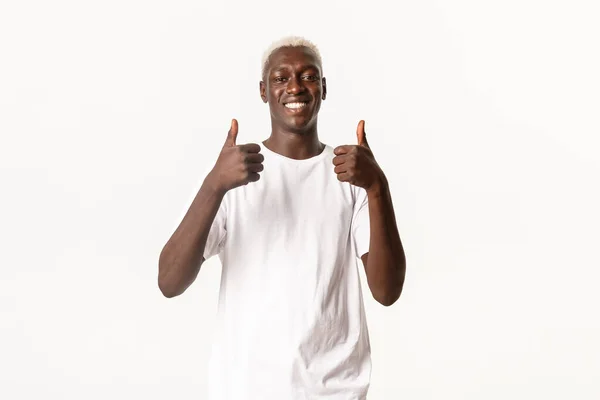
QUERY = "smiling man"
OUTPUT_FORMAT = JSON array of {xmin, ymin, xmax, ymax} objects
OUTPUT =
[{"xmin": 158, "ymin": 36, "xmax": 406, "ymax": 399}]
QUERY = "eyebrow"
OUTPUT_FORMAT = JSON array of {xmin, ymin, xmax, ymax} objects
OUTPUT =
[{"xmin": 271, "ymin": 65, "xmax": 320, "ymax": 74}]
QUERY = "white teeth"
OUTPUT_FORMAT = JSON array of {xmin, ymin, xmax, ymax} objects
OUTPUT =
[{"xmin": 284, "ymin": 102, "xmax": 307, "ymax": 109}]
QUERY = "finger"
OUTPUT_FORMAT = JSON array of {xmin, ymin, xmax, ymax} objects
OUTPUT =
[
  {"xmin": 246, "ymin": 172, "xmax": 261, "ymax": 183},
  {"xmin": 356, "ymin": 120, "xmax": 369, "ymax": 148},
  {"xmin": 239, "ymin": 143, "xmax": 262, "ymax": 153},
  {"xmin": 336, "ymin": 171, "xmax": 351, "ymax": 182},
  {"xmin": 333, "ymin": 145, "xmax": 353, "ymax": 155},
  {"xmin": 334, "ymin": 164, "xmax": 348, "ymax": 174},
  {"xmin": 332, "ymin": 154, "xmax": 349, "ymax": 166},
  {"xmin": 224, "ymin": 119, "xmax": 238, "ymax": 147},
  {"xmin": 245, "ymin": 153, "xmax": 265, "ymax": 164},
  {"xmin": 247, "ymin": 163, "xmax": 264, "ymax": 173}
]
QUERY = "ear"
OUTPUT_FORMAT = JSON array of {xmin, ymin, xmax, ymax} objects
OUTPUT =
[
  {"xmin": 259, "ymin": 81, "xmax": 268, "ymax": 103},
  {"xmin": 321, "ymin": 77, "xmax": 327, "ymax": 100}
]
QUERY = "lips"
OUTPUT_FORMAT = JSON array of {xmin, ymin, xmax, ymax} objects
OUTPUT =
[
  {"xmin": 282, "ymin": 99, "xmax": 310, "ymax": 113},
  {"xmin": 284, "ymin": 102, "xmax": 308, "ymax": 109}
]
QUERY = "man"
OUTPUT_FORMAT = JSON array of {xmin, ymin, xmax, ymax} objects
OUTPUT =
[{"xmin": 158, "ymin": 36, "xmax": 406, "ymax": 399}]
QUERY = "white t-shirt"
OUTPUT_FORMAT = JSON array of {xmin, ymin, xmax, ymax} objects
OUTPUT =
[{"xmin": 202, "ymin": 143, "xmax": 371, "ymax": 400}]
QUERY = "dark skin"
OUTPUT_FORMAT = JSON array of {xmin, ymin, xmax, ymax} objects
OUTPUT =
[
  {"xmin": 259, "ymin": 46, "xmax": 327, "ymax": 159},
  {"xmin": 157, "ymin": 54, "xmax": 404, "ymax": 393},
  {"xmin": 159, "ymin": 46, "xmax": 405, "ymax": 304},
  {"xmin": 260, "ymin": 47, "xmax": 406, "ymax": 306}
]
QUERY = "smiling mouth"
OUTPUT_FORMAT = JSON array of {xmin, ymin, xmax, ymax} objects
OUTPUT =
[{"xmin": 284, "ymin": 101, "xmax": 309, "ymax": 110}]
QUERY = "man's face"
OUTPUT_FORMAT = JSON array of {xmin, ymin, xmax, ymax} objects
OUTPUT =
[{"xmin": 260, "ymin": 46, "xmax": 327, "ymax": 132}]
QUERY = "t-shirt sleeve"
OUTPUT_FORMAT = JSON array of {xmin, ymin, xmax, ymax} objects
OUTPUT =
[
  {"xmin": 352, "ymin": 186, "xmax": 370, "ymax": 259},
  {"xmin": 203, "ymin": 196, "xmax": 227, "ymax": 260}
]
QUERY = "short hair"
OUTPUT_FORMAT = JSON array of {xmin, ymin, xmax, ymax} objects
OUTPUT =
[{"xmin": 261, "ymin": 36, "xmax": 323, "ymax": 79}]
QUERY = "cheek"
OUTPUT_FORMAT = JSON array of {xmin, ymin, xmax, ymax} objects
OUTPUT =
[
  {"xmin": 267, "ymin": 91, "xmax": 284, "ymax": 115},
  {"xmin": 313, "ymin": 97, "xmax": 322, "ymax": 111},
  {"xmin": 311, "ymin": 86, "xmax": 323, "ymax": 101},
  {"xmin": 267, "ymin": 88, "xmax": 283, "ymax": 103}
]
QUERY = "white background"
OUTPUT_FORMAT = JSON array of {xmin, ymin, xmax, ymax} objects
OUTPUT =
[{"xmin": 1, "ymin": 0, "xmax": 599, "ymax": 399}]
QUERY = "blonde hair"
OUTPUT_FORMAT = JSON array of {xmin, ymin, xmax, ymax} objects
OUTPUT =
[{"xmin": 261, "ymin": 36, "xmax": 323, "ymax": 78}]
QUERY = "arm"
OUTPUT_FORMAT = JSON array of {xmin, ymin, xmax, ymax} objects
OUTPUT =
[
  {"xmin": 158, "ymin": 119, "xmax": 263, "ymax": 298},
  {"xmin": 158, "ymin": 174, "xmax": 225, "ymax": 298},
  {"xmin": 333, "ymin": 120, "xmax": 406, "ymax": 307},
  {"xmin": 361, "ymin": 173, "xmax": 406, "ymax": 307}
]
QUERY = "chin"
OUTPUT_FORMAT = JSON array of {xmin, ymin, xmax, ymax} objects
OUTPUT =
[
  {"xmin": 286, "ymin": 120, "xmax": 313, "ymax": 133},
  {"xmin": 270, "ymin": 107, "xmax": 318, "ymax": 133},
  {"xmin": 287, "ymin": 113, "xmax": 318, "ymax": 129}
]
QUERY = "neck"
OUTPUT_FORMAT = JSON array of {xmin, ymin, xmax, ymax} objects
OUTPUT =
[{"xmin": 263, "ymin": 121, "xmax": 324, "ymax": 160}]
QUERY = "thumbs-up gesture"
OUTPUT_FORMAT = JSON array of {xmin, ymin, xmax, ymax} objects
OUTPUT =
[
  {"xmin": 333, "ymin": 120, "xmax": 383, "ymax": 192},
  {"xmin": 208, "ymin": 119, "xmax": 264, "ymax": 193}
]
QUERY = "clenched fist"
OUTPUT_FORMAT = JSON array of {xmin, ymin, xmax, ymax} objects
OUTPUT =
[
  {"xmin": 333, "ymin": 120, "xmax": 384, "ymax": 193},
  {"xmin": 207, "ymin": 119, "xmax": 264, "ymax": 194}
]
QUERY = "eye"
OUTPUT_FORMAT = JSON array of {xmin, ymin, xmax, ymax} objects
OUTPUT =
[
  {"xmin": 274, "ymin": 76, "xmax": 287, "ymax": 83},
  {"xmin": 302, "ymin": 75, "xmax": 318, "ymax": 81}
]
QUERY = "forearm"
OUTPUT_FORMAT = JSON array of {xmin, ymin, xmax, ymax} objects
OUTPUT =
[
  {"xmin": 158, "ymin": 173, "xmax": 225, "ymax": 298},
  {"xmin": 365, "ymin": 174, "xmax": 406, "ymax": 306}
]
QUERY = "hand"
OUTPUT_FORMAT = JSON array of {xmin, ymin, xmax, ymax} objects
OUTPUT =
[
  {"xmin": 207, "ymin": 119, "xmax": 264, "ymax": 193},
  {"xmin": 333, "ymin": 120, "xmax": 383, "ymax": 192}
]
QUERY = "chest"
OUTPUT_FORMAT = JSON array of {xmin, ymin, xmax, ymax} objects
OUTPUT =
[{"xmin": 227, "ymin": 166, "xmax": 356, "ymax": 245}]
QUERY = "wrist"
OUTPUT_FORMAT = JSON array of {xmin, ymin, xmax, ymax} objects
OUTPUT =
[
  {"xmin": 204, "ymin": 170, "xmax": 227, "ymax": 196},
  {"xmin": 366, "ymin": 172, "xmax": 388, "ymax": 197}
]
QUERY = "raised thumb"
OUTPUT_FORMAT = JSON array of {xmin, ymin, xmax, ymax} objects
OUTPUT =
[
  {"xmin": 356, "ymin": 120, "xmax": 369, "ymax": 148},
  {"xmin": 224, "ymin": 119, "xmax": 238, "ymax": 147}
]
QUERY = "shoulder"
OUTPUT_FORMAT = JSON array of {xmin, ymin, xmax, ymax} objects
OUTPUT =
[{"xmin": 321, "ymin": 143, "xmax": 335, "ymax": 158}]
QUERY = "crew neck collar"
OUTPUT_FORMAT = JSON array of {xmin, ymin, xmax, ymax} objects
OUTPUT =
[{"xmin": 261, "ymin": 142, "xmax": 330, "ymax": 164}]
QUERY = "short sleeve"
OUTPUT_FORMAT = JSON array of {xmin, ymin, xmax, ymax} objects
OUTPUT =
[
  {"xmin": 352, "ymin": 186, "xmax": 370, "ymax": 259},
  {"xmin": 203, "ymin": 197, "xmax": 227, "ymax": 260}
]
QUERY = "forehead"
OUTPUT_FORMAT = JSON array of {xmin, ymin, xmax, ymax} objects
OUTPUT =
[{"xmin": 267, "ymin": 46, "xmax": 322, "ymax": 73}]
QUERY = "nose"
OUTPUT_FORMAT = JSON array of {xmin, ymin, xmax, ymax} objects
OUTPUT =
[{"xmin": 286, "ymin": 76, "xmax": 305, "ymax": 95}]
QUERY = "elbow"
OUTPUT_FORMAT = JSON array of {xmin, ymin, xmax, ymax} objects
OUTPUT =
[
  {"xmin": 375, "ymin": 266, "xmax": 405, "ymax": 307},
  {"xmin": 158, "ymin": 281, "xmax": 179, "ymax": 298},
  {"xmin": 375, "ymin": 290, "xmax": 401, "ymax": 307},
  {"xmin": 158, "ymin": 274, "xmax": 180, "ymax": 298},
  {"xmin": 158, "ymin": 256, "xmax": 181, "ymax": 299},
  {"xmin": 157, "ymin": 256, "xmax": 200, "ymax": 299}
]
